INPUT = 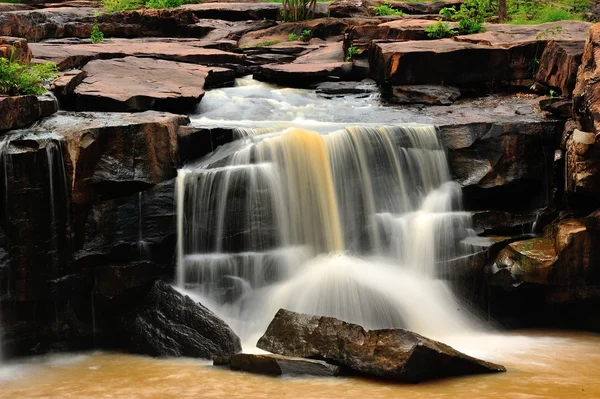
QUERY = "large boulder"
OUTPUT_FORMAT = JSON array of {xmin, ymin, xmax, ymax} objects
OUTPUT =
[
  {"xmin": 257, "ymin": 309, "xmax": 505, "ymax": 383},
  {"xmin": 0, "ymin": 95, "xmax": 57, "ymax": 132},
  {"xmin": 536, "ymin": 40, "xmax": 584, "ymax": 97},
  {"xmin": 327, "ymin": 0, "xmax": 371, "ymax": 18},
  {"xmin": 69, "ymin": 56, "xmax": 235, "ymax": 112},
  {"xmin": 119, "ymin": 280, "xmax": 242, "ymax": 358},
  {"xmin": 565, "ymin": 129, "xmax": 600, "ymax": 199}
]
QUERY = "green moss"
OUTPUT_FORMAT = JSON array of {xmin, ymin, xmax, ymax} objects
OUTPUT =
[{"xmin": 253, "ymin": 40, "xmax": 282, "ymax": 47}]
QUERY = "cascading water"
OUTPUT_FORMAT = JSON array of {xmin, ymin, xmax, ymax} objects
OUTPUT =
[{"xmin": 177, "ymin": 124, "xmax": 477, "ymax": 346}]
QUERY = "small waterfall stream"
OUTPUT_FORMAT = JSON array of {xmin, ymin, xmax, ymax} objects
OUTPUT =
[{"xmin": 176, "ymin": 125, "xmax": 477, "ymax": 346}]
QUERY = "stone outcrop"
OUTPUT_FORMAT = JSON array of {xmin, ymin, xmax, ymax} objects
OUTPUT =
[
  {"xmin": 119, "ymin": 280, "xmax": 241, "ymax": 358},
  {"xmin": 216, "ymin": 353, "xmax": 342, "ymax": 377},
  {"xmin": 386, "ymin": 0, "xmax": 462, "ymax": 15},
  {"xmin": 30, "ymin": 38, "xmax": 245, "ymax": 71},
  {"xmin": 68, "ymin": 56, "xmax": 235, "ymax": 112},
  {"xmin": 0, "ymin": 95, "xmax": 57, "ymax": 131},
  {"xmin": 0, "ymin": 36, "xmax": 31, "ymax": 63},
  {"xmin": 565, "ymin": 129, "xmax": 600, "ymax": 199},
  {"xmin": 536, "ymin": 41, "xmax": 584, "ymax": 97},
  {"xmin": 347, "ymin": 19, "xmax": 457, "ymax": 43},
  {"xmin": 327, "ymin": 0, "xmax": 371, "ymax": 18},
  {"xmin": 257, "ymin": 309, "xmax": 505, "ymax": 383},
  {"xmin": 386, "ymin": 85, "xmax": 460, "ymax": 105}
]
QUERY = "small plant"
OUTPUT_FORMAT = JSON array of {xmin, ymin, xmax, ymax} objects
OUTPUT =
[
  {"xmin": 254, "ymin": 40, "xmax": 281, "ymax": 47},
  {"xmin": 90, "ymin": 22, "xmax": 104, "ymax": 43},
  {"xmin": 0, "ymin": 59, "xmax": 58, "ymax": 96},
  {"xmin": 548, "ymin": 89, "xmax": 556, "ymax": 98},
  {"xmin": 372, "ymin": 2, "xmax": 404, "ymax": 16},
  {"xmin": 300, "ymin": 29, "xmax": 311, "ymax": 42},
  {"xmin": 440, "ymin": 0, "xmax": 488, "ymax": 35},
  {"xmin": 288, "ymin": 32, "xmax": 298, "ymax": 41},
  {"xmin": 345, "ymin": 45, "xmax": 359, "ymax": 62},
  {"xmin": 426, "ymin": 20, "xmax": 455, "ymax": 39}
]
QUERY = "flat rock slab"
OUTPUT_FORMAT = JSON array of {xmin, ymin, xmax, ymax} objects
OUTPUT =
[
  {"xmin": 215, "ymin": 353, "xmax": 341, "ymax": 377},
  {"xmin": 386, "ymin": 0, "xmax": 463, "ymax": 15},
  {"xmin": 72, "ymin": 56, "xmax": 235, "ymax": 112},
  {"xmin": 388, "ymin": 85, "xmax": 461, "ymax": 105},
  {"xmin": 0, "ymin": 95, "xmax": 57, "ymax": 132},
  {"xmin": 30, "ymin": 38, "xmax": 244, "ymax": 70},
  {"xmin": 257, "ymin": 309, "xmax": 505, "ymax": 383},
  {"xmin": 454, "ymin": 21, "xmax": 591, "ymax": 47},
  {"xmin": 349, "ymin": 19, "xmax": 457, "ymax": 42},
  {"xmin": 254, "ymin": 62, "xmax": 353, "ymax": 87}
]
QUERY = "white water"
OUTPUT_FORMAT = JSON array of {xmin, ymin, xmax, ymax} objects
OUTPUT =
[{"xmin": 176, "ymin": 124, "xmax": 478, "ymax": 347}]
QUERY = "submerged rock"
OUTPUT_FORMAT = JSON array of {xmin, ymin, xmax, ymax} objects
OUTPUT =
[
  {"xmin": 119, "ymin": 280, "xmax": 241, "ymax": 358},
  {"xmin": 256, "ymin": 309, "xmax": 506, "ymax": 383},
  {"xmin": 216, "ymin": 353, "xmax": 342, "ymax": 377}
]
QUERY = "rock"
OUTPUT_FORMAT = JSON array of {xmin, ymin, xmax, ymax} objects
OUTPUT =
[
  {"xmin": 71, "ymin": 56, "xmax": 234, "ymax": 112},
  {"xmin": 0, "ymin": 36, "xmax": 31, "ymax": 63},
  {"xmin": 219, "ymin": 353, "xmax": 342, "ymax": 377},
  {"xmin": 183, "ymin": 2, "xmax": 282, "ymax": 21},
  {"xmin": 539, "ymin": 97, "xmax": 572, "ymax": 118},
  {"xmin": 327, "ymin": 0, "xmax": 371, "ymax": 18},
  {"xmin": 370, "ymin": 21, "xmax": 590, "ymax": 86},
  {"xmin": 315, "ymin": 79, "xmax": 379, "ymax": 96},
  {"xmin": 386, "ymin": 0, "xmax": 463, "ymax": 15},
  {"xmin": 387, "ymin": 85, "xmax": 460, "ymax": 105},
  {"xmin": 51, "ymin": 69, "xmax": 87, "ymax": 108},
  {"xmin": 256, "ymin": 309, "xmax": 506, "ymax": 383},
  {"xmin": 0, "ymin": 3, "xmax": 34, "ymax": 11},
  {"xmin": 574, "ymin": 22, "xmax": 600, "ymax": 133},
  {"xmin": 255, "ymin": 62, "xmax": 354, "ymax": 87},
  {"xmin": 0, "ymin": 95, "xmax": 57, "ymax": 132},
  {"xmin": 565, "ymin": 129, "xmax": 600, "ymax": 198},
  {"xmin": 30, "ymin": 38, "xmax": 245, "ymax": 71},
  {"xmin": 348, "ymin": 19, "xmax": 456, "ymax": 44},
  {"xmin": 487, "ymin": 237, "xmax": 557, "ymax": 288},
  {"xmin": 119, "ymin": 280, "xmax": 242, "ymax": 358},
  {"xmin": 536, "ymin": 41, "xmax": 584, "ymax": 97}
]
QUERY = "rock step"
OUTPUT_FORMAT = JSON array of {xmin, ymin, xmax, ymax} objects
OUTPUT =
[{"xmin": 214, "ymin": 353, "xmax": 342, "ymax": 377}]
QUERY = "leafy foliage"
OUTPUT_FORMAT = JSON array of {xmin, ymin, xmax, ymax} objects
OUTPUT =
[
  {"xmin": 0, "ymin": 0, "xmax": 20, "ymax": 3},
  {"xmin": 441, "ymin": 0, "xmax": 489, "ymax": 35},
  {"xmin": 300, "ymin": 29, "xmax": 312, "ymax": 41},
  {"xmin": 0, "ymin": 59, "xmax": 58, "ymax": 96},
  {"xmin": 90, "ymin": 22, "xmax": 104, "ymax": 43},
  {"xmin": 426, "ymin": 20, "xmax": 456, "ymax": 39},
  {"xmin": 345, "ymin": 45, "xmax": 359, "ymax": 62},
  {"xmin": 145, "ymin": 0, "xmax": 183, "ymax": 9},
  {"xmin": 288, "ymin": 32, "xmax": 298, "ymax": 41},
  {"xmin": 508, "ymin": 0, "xmax": 589, "ymax": 24},
  {"xmin": 372, "ymin": 2, "xmax": 404, "ymax": 16},
  {"xmin": 102, "ymin": 0, "xmax": 142, "ymax": 12}
]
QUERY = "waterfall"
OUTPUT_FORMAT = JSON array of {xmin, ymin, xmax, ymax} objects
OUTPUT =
[{"xmin": 176, "ymin": 125, "xmax": 477, "ymax": 346}]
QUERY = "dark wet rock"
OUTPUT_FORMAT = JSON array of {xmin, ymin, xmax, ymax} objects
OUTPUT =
[
  {"xmin": 51, "ymin": 69, "xmax": 87, "ymax": 109},
  {"xmin": 0, "ymin": 36, "xmax": 31, "ymax": 63},
  {"xmin": 472, "ymin": 210, "xmax": 539, "ymax": 235},
  {"xmin": 387, "ymin": 85, "xmax": 460, "ymax": 105},
  {"xmin": 255, "ymin": 62, "xmax": 354, "ymax": 87},
  {"xmin": 539, "ymin": 97, "xmax": 572, "ymax": 118},
  {"xmin": 315, "ymin": 79, "xmax": 378, "ymax": 96},
  {"xmin": 119, "ymin": 280, "xmax": 242, "ymax": 358},
  {"xmin": 536, "ymin": 40, "xmax": 584, "ymax": 97},
  {"xmin": 11, "ymin": 111, "xmax": 187, "ymax": 205},
  {"xmin": 69, "ymin": 56, "xmax": 234, "ymax": 112},
  {"xmin": 257, "ymin": 309, "xmax": 506, "ymax": 383},
  {"xmin": 31, "ymin": 38, "xmax": 244, "ymax": 71},
  {"xmin": 565, "ymin": 129, "xmax": 600, "ymax": 198},
  {"xmin": 574, "ymin": 23, "xmax": 600, "ymax": 133},
  {"xmin": 0, "ymin": 95, "xmax": 57, "ymax": 132},
  {"xmin": 327, "ymin": 0, "xmax": 371, "ymax": 18},
  {"xmin": 219, "ymin": 353, "xmax": 342, "ymax": 377}
]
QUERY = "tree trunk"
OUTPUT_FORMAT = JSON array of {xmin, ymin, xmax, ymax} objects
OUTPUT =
[{"xmin": 498, "ymin": 0, "xmax": 507, "ymax": 22}]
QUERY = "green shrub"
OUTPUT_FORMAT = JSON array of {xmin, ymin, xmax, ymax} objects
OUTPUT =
[
  {"xmin": 288, "ymin": 32, "xmax": 298, "ymax": 41},
  {"xmin": 345, "ymin": 45, "xmax": 359, "ymax": 62},
  {"xmin": 0, "ymin": 59, "xmax": 58, "ymax": 96},
  {"xmin": 90, "ymin": 22, "xmax": 104, "ymax": 43},
  {"xmin": 145, "ymin": 0, "xmax": 183, "ymax": 9},
  {"xmin": 508, "ymin": 0, "xmax": 588, "ymax": 24},
  {"xmin": 0, "ymin": 0, "xmax": 21, "ymax": 3},
  {"xmin": 372, "ymin": 2, "xmax": 404, "ymax": 16},
  {"xmin": 102, "ymin": 0, "xmax": 142, "ymax": 12},
  {"xmin": 300, "ymin": 29, "xmax": 311, "ymax": 41},
  {"xmin": 426, "ymin": 20, "xmax": 456, "ymax": 39}
]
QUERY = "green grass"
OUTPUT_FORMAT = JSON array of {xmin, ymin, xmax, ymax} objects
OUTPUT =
[
  {"xmin": 508, "ymin": 0, "xmax": 589, "ymax": 24},
  {"xmin": 372, "ymin": 2, "xmax": 404, "ymax": 16},
  {"xmin": 0, "ymin": 59, "xmax": 58, "ymax": 96},
  {"xmin": 0, "ymin": 0, "xmax": 21, "ymax": 3}
]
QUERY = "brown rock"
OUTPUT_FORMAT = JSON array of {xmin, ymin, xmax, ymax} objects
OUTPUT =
[
  {"xmin": 0, "ymin": 36, "xmax": 31, "ymax": 64},
  {"xmin": 388, "ymin": 84, "xmax": 460, "ymax": 105},
  {"xmin": 255, "ymin": 62, "xmax": 354, "ymax": 87},
  {"xmin": 0, "ymin": 3, "xmax": 34, "ymax": 11},
  {"xmin": 348, "ymin": 19, "xmax": 457, "ymax": 43},
  {"xmin": 51, "ymin": 69, "xmax": 87, "ymax": 108},
  {"xmin": 30, "ymin": 37, "xmax": 245, "ymax": 71},
  {"xmin": 0, "ymin": 95, "xmax": 57, "ymax": 132},
  {"xmin": 183, "ymin": 2, "xmax": 282, "ymax": 21},
  {"xmin": 222, "ymin": 353, "xmax": 342, "ymax": 377},
  {"xmin": 385, "ymin": 0, "xmax": 462, "ymax": 15},
  {"xmin": 327, "ymin": 0, "xmax": 371, "ymax": 18},
  {"xmin": 565, "ymin": 129, "xmax": 600, "ymax": 197},
  {"xmin": 536, "ymin": 41, "xmax": 584, "ymax": 97},
  {"xmin": 71, "ymin": 56, "xmax": 235, "ymax": 112},
  {"xmin": 256, "ymin": 309, "xmax": 506, "ymax": 383},
  {"xmin": 539, "ymin": 96, "xmax": 572, "ymax": 118},
  {"xmin": 574, "ymin": 22, "xmax": 600, "ymax": 133}
]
